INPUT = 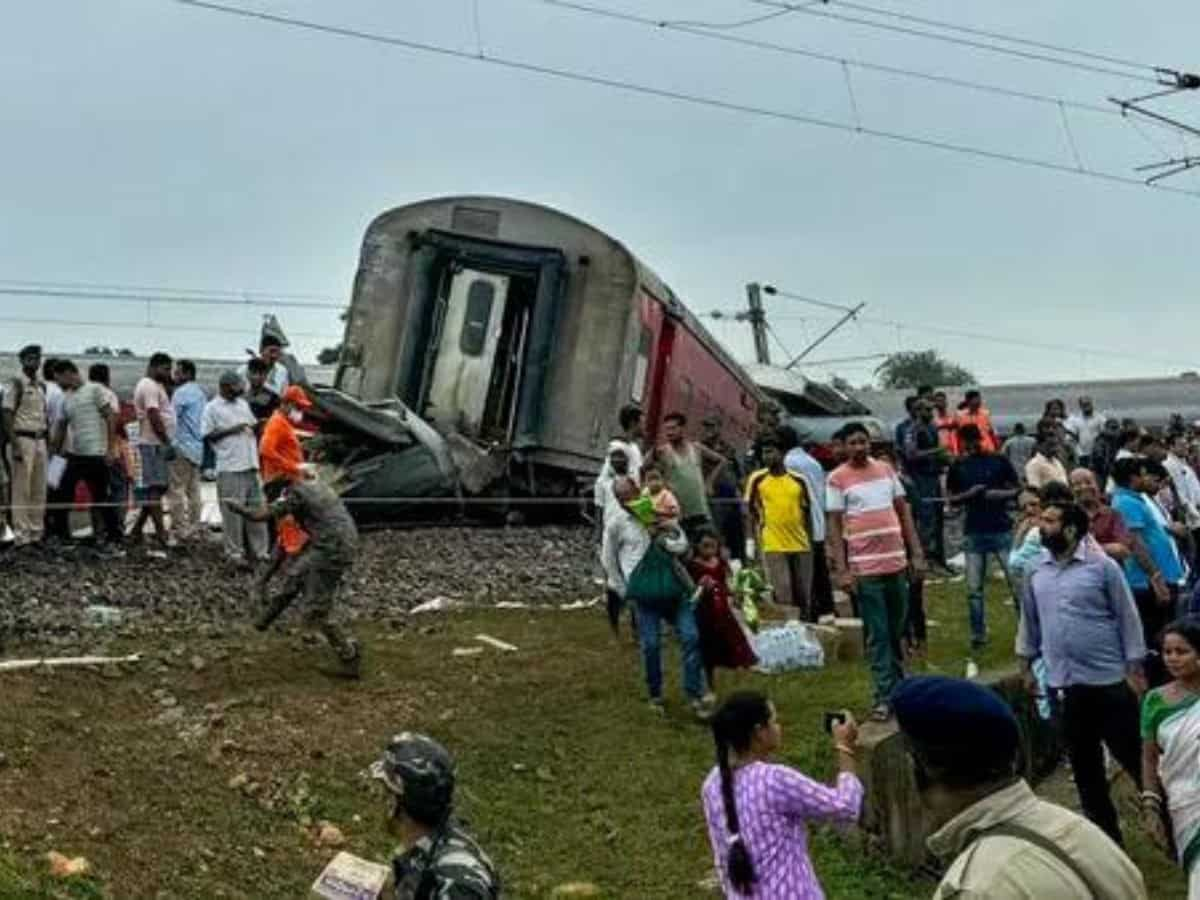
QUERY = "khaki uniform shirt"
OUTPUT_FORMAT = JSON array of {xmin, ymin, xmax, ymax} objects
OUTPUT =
[
  {"xmin": 929, "ymin": 780, "xmax": 1147, "ymax": 900},
  {"xmin": 2, "ymin": 372, "xmax": 48, "ymax": 434}
]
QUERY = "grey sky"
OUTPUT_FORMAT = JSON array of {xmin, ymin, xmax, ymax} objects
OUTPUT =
[{"xmin": 3, "ymin": 1, "xmax": 1198, "ymax": 384}]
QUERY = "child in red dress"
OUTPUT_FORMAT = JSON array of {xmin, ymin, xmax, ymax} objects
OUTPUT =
[{"xmin": 688, "ymin": 530, "xmax": 758, "ymax": 690}]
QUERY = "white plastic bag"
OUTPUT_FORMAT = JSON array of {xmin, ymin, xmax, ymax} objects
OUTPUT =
[{"xmin": 753, "ymin": 621, "xmax": 825, "ymax": 674}]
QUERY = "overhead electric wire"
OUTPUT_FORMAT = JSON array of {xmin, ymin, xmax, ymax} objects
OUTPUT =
[
  {"xmin": 534, "ymin": 0, "xmax": 1127, "ymax": 120},
  {"xmin": 0, "ymin": 314, "xmax": 337, "ymax": 339},
  {"xmin": 745, "ymin": 0, "xmax": 1161, "ymax": 85},
  {"xmin": 658, "ymin": 7, "xmax": 797, "ymax": 30},
  {"xmin": 761, "ymin": 296, "xmax": 1199, "ymax": 369},
  {"xmin": 0, "ymin": 285, "xmax": 345, "ymax": 310},
  {"xmin": 764, "ymin": 321, "xmax": 795, "ymax": 360},
  {"xmin": 823, "ymin": 1, "xmax": 1157, "ymax": 74},
  {"xmin": 0, "ymin": 277, "xmax": 341, "ymax": 303},
  {"xmin": 166, "ymin": 0, "xmax": 1200, "ymax": 200}
]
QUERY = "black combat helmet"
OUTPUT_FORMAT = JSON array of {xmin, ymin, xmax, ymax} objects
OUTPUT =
[{"xmin": 370, "ymin": 732, "xmax": 456, "ymax": 824}]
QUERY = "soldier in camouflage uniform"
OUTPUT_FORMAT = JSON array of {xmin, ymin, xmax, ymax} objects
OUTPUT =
[
  {"xmin": 370, "ymin": 732, "xmax": 500, "ymax": 900},
  {"xmin": 225, "ymin": 476, "xmax": 362, "ymax": 678}
]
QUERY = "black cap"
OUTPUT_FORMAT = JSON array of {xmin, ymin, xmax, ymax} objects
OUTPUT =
[
  {"xmin": 370, "ymin": 732, "xmax": 456, "ymax": 824},
  {"xmin": 893, "ymin": 676, "xmax": 1019, "ymax": 770}
]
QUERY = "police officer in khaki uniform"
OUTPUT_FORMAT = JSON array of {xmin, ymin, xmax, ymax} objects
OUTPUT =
[
  {"xmin": 2, "ymin": 344, "xmax": 49, "ymax": 546},
  {"xmin": 893, "ymin": 676, "xmax": 1147, "ymax": 900},
  {"xmin": 370, "ymin": 732, "xmax": 500, "ymax": 900}
]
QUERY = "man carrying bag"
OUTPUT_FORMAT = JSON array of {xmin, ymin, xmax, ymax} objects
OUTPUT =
[{"xmin": 602, "ymin": 476, "xmax": 711, "ymax": 720}]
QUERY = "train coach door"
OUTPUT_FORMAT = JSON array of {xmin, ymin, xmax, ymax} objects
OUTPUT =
[
  {"xmin": 645, "ymin": 316, "xmax": 677, "ymax": 444},
  {"xmin": 426, "ymin": 268, "xmax": 511, "ymax": 435}
]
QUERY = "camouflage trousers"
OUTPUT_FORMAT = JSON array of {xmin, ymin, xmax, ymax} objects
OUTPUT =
[{"xmin": 259, "ymin": 548, "xmax": 358, "ymax": 661}]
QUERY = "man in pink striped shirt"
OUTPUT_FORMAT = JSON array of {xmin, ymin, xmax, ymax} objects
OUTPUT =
[{"xmin": 827, "ymin": 422, "xmax": 926, "ymax": 720}]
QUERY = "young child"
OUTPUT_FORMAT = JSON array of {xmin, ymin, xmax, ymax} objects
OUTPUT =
[
  {"xmin": 688, "ymin": 529, "xmax": 757, "ymax": 690},
  {"xmin": 642, "ymin": 463, "xmax": 680, "ymax": 523}
]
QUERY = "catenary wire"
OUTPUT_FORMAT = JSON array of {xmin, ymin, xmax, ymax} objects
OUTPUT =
[
  {"xmin": 658, "ymin": 0, "xmax": 823, "ymax": 30},
  {"xmin": 0, "ymin": 277, "xmax": 342, "ymax": 303},
  {"xmin": 165, "ymin": 0, "xmax": 1200, "ymax": 200},
  {"xmin": 0, "ymin": 286, "xmax": 345, "ymax": 310},
  {"xmin": 533, "ymin": 0, "xmax": 1131, "ymax": 120},
  {"xmin": 761, "ymin": 301, "xmax": 1200, "ymax": 368},
  {"xmin": 823, "ymin": 0, "xmax": 1158, "ymax": 73},
  {"xmin": 744, "ymin": 0, "xmax": 1161, "ymax": 85},
  {"xmin": 0, "ymin": 314, "xmax": 337, "ymax": 340}
]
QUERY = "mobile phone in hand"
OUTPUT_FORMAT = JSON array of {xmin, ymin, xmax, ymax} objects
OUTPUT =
[{"xmin": 823, "ymin": 711, "xmax": 847, "ymax": 734}]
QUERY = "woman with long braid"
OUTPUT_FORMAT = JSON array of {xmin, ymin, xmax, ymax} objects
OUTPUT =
[{"xmin": 701, "ymin": 692, "xmax": 863, "ymax": 898}]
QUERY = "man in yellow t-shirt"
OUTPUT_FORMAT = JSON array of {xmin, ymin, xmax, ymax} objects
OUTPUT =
[{"xmin": 745, "ymin": 438, "xmax": 815, "ymax": 621}]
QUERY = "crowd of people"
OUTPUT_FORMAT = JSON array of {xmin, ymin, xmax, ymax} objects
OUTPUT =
[
  {"xmin": 10, "ymin": 339, "xmax": 1200, "ymax": 895},
  {"xmin": 0, "ymin": 339, "xmax": 363, "ymax": 677},
  {"xmin": 591, "ymin": 388, "xmax": 1200, "ymax": 898}
]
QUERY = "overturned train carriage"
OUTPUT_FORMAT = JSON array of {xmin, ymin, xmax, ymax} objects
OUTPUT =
[{"xmin": 329, "ymin": 196, "xmax": 762, "ymax": 521}]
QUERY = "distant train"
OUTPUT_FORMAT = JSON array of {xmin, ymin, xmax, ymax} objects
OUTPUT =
[{"xmin": 326, "ymin": 196, "xmax": 763, "ymax": 517}]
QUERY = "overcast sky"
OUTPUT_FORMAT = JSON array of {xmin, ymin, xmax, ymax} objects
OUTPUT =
[{"xmin": 3, "ymin": 1, "xmax": 1199, "ymax": 385}]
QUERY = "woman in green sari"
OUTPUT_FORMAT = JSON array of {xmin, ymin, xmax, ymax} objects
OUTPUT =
[{"xmin": 1141, "ymin": 617, "xmax": 1200, "ymax": 898}]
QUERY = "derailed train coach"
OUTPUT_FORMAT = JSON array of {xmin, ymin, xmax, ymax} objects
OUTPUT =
[{"xmin": 320, "ymin": 195, "xmax": 763, "ymax": 522}]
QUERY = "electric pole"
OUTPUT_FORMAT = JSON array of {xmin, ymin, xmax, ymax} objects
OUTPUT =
[{"xmin": 745, "ymin": 282, "xmax": 770, "ymax": 365}]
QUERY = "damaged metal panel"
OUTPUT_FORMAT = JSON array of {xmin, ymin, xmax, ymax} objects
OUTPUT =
[{"xmin": 307, "ymin": 387, "xmax": 458, "ymax": 522}]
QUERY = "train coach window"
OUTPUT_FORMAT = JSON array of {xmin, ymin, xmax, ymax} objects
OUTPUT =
[{"xmin": 460, "ymin": 280, "xmax": 496, "ymax": 356}]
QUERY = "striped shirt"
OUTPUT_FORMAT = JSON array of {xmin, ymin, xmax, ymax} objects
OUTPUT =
[{"xmin": 827, "ymin": 458, "xmax": 907, "ymax": 577}]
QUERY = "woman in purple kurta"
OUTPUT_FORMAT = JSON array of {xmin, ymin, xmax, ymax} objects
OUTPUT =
[{"xmin": 701, "ymin": 693, "xmax": 863, "ymax": 899}]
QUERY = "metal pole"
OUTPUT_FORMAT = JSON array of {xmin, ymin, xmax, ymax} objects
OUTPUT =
[
  {"xmin": 746, "ymin": 283, "xmax": 771, "ymax": 365},
  {"xmin": 784, "ymin": 303, "xmax": 866, "ymax": 370}
]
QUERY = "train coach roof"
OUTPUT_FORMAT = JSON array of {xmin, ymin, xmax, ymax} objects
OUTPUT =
[{"xmin": 366, "ymin": 195, "xmax": 763, "ymax": 400}]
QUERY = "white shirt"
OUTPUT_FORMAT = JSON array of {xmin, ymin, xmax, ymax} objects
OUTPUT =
[
  {"xmin": 600, "ymin": 512, "xmax": 687, "ymax": 596},
  {"xmin": 1165, "ymin": 453, "xmax": 1200, "ymax": 529},
  {"xmin": 1064, "ymin": 413, "xmax": 1106, "ymax": 456},
  {"xmin": 240, "ymin": 361, "xmax": 290, "ymax": 397},
  {"xmin": 598, "ymin": 438, "xmax": 644, "ymax": 483},
  {"xmin": 201, "ymin": 397, "xmax": 259, "ymax": 473},
  {"xmin": 45, "ymin": 381, "xmax": 65, "ymax": 429}
]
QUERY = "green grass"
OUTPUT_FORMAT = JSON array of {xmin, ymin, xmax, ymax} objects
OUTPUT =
[{"xmin": 0, "ymin": 575, "xmax": 1188, "ymax": 898}]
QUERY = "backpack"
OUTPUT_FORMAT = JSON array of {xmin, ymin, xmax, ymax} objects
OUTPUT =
[{"xmin": 625, "ymin": 540, "xmax": 687, "ymax": 615}]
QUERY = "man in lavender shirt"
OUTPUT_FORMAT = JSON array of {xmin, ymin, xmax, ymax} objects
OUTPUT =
[{"xmin": 1018, "ymin": 498, "xmax": 1147, "ymax": 847}]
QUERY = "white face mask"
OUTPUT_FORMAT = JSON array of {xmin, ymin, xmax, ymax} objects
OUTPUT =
[{"xmin": 288, "ymin": 410, "xmax": 304, "ymax": 425}]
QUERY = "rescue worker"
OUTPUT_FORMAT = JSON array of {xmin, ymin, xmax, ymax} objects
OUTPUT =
[
  {"xmin": 369, "ymin": 732, "xmax": 500, "ymax": 899},
  {"xmin": 256, "ymin": 384, "xmax": 315, "ymax": 593},
  {"xmin": 224, "ymin": 474, "xmax": 362, "ymax": 678}
]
